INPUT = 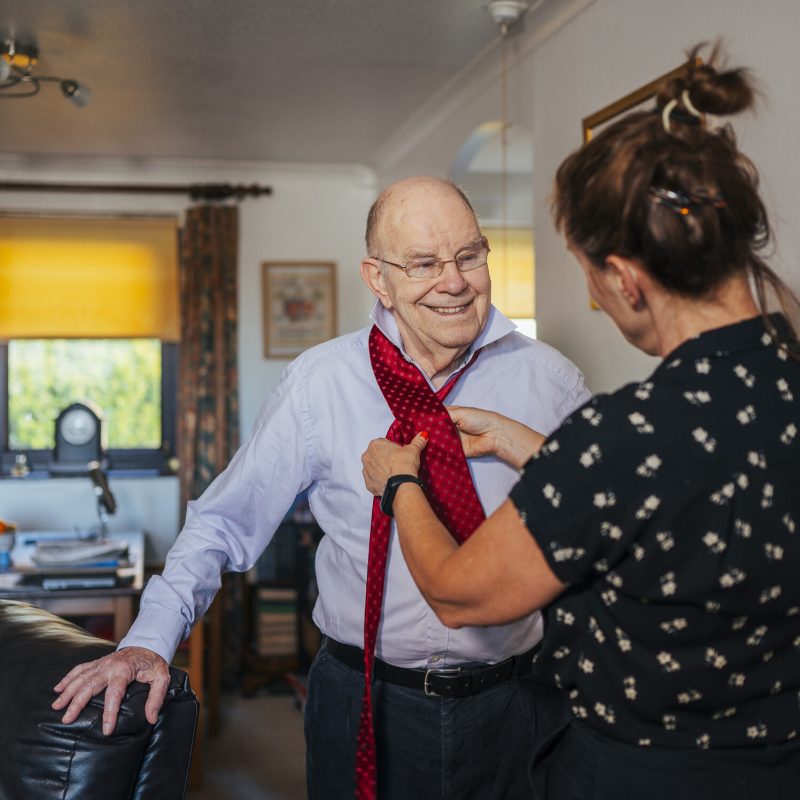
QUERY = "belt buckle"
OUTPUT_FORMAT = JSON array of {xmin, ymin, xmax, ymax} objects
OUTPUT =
[{"xmin": 423, "ymin": 666, "xmax": 462, "ymax": 697}]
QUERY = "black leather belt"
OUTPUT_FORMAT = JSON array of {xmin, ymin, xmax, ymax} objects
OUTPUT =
[{"xmin": 323, "ymin": 637, "xmax": 537, "ymax": 698}]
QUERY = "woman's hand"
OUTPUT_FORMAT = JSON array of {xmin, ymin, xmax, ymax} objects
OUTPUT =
[
  {"xmin": 448, "ymin": 406, "xmax": 547, "ymax": 469},
  {"xmin": 362, "ymin": 432, "xmax": 428, "ymax": 496}
]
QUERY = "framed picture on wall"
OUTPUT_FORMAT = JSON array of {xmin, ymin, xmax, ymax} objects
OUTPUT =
[{"xmin": 261, "ymin": 261, "xmax": 337, "ymax": 358}]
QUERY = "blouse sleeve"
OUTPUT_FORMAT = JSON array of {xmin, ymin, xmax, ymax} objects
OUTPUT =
[{"xmin": 509, "ymin": 389, "xmax": 669, "ymax": 585}]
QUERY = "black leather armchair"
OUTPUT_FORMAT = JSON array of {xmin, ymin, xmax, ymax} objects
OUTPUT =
[{"xmin": 0, "ymin": 600, "xmax": 198, "ymax": 800}]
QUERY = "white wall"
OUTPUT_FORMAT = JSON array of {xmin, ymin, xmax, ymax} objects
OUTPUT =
[
  {"xmin": 0, "ymin": 157, "xmax": 377, "ymax": 561},
  {"xmin": 374, "ymin": 0, "xmax": 800, "ymax": 394}
]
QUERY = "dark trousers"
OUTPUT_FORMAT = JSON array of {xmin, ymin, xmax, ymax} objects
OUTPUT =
[
  {"xmin": 534, "ymin": 719, "xmax": 800, "ymax": 800},
  {"xmin": 305, "ymin": 642, "xmax": 561, "ymax": 800}
]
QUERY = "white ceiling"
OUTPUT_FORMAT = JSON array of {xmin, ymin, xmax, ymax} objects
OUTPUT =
[{"xmin": 0, "ymin": 0, "xmax": 519, "ymax": 166}]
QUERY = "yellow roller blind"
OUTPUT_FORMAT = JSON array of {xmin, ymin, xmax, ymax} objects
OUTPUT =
[
  {"xmin": 0, "ymin": 215, "xmax": 180, "ymax": 340},
  {"xmin": 484, "ymin": 227, "xmax": 535, "ymax": 319}
]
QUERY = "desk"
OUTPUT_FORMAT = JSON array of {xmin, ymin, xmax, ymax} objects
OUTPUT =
[{"xmin": 0, "ymin": 530, "xmax": 144, "ymax": 642}]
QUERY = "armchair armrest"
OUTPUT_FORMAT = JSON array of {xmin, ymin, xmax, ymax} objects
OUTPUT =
[{"xmin": 0, "ymin": 599, "xmax": 198, "ymax": 800}]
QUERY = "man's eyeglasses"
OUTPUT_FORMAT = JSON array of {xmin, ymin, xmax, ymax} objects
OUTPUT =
[{"xmin": 373, "ymin": 236, "xmax": 490, "ymax": 279}]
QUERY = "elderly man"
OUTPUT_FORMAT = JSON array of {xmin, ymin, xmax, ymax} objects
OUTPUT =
[{"xmin": 53, "ymin": 176, "xmax": 590, "ymax": 799}]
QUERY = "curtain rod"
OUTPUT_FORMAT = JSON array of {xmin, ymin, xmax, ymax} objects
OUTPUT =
[{"xmin": 0, "ymin": 181, "xmax": 272, "ymax": 201}]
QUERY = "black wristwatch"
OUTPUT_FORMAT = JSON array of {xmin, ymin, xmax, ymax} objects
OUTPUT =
[{"xmin": 380, "ymin": 474, "xmax": 423, "ymax": 517}]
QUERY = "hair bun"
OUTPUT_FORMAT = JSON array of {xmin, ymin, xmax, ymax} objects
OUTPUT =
[{"xmin": 658, "ymin": 42, "xmax": 755, "ymax": 119}]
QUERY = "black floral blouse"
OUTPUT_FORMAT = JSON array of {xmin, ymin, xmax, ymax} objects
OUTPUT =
[{"xmin": 510, "ymin": 315, "xmax": 800, "ymax": 748}]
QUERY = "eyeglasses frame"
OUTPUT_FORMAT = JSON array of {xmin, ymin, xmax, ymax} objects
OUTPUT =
[{"xmin": 371, "ymin": 235, "xmax": 491, "ymax": 279}]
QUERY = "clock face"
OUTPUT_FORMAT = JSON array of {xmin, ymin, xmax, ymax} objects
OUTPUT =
[{"xmin": 60, "ymin": 408, "xmax": 98, "ymax": 446}]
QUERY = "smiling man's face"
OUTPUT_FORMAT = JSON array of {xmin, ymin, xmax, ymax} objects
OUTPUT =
[{"xmin": 370, "ymin": 180, "xmax": 491, "ymax": 372}]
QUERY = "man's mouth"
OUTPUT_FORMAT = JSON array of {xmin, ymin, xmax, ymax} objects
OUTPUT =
[{"xmin": 427, "ymin": 302, "xmax": 471, "ymax": 315}]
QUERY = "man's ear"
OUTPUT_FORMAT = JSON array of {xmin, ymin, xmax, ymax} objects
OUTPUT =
[
  {"xmin": 360, "ymin": 258, "xmax": 393, "ymax": 309},
  {"xmin": 604, "ymin": 255, "xmax": 646, "ymax": 311}
]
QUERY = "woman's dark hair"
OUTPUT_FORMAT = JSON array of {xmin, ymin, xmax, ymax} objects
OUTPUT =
[{"xmin": 553, "ymin": 43, "xmax": 798, "ymax": 342}]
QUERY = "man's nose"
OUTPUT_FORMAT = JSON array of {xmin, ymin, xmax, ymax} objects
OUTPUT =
[{"xmin": 435, "ymin": 259, "xmax": 468, "ymax": 292}]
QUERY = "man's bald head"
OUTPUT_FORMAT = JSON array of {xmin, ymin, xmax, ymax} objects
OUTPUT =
[{"xmin": 365, "ymin": 177, "xmax": 477, "ymax": 257}]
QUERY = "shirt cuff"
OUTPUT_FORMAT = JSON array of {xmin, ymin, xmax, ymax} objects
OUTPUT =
[{"xmin": 117, "ymin": 604, "xmax": 188, "ymax": 665}]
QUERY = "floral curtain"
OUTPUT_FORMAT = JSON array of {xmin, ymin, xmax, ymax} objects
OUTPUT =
[{"xmin": 179, "ymin": 204, "xmax": 241, "ymax": 695}]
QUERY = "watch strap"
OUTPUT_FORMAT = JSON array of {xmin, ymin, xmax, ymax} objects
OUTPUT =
[{"xmin": 380, "ymin": 474, "xmax": 423, "ymax": 517}]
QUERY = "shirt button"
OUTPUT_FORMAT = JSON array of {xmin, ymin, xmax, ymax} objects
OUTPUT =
[{"xmin": 430, "ymin": 654, "xmax": 442, "ymax": 664}]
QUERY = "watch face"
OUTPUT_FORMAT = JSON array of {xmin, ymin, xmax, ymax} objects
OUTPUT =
[{"xmin": 60, "ymin": 408, "xmax": 98, "ymax": 446}]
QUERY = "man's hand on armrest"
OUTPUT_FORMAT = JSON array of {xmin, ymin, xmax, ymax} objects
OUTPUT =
[{"xmin": 52, "ymin": 646, "xmax": 170, "ymax": 735}]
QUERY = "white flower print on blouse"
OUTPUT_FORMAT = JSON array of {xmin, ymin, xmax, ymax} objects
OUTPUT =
[
  {"xmin": 551, "ymin": 545, "xmax": 586, "ymax": 563},
  {"xmin": 542, "ymin": 483, "xmax": 561, "ymax": 508},
  {"xmin": 636, "ymin": 454, "xmax": 662, "ymax": 477},
  {"xmin": 764, "ymin": 543, "xmax": 784, "ymax": 561},
  {"xmin": 746, "ymin": 723, "xmax": 767, "ymax": 739},
  {"xmin": 734, "ymin": 364, "xmax": 756, "ymax": 387},
  {"xmin": 581, "ymin": 406, "xmax": 603, "ymax": 426},
  {"xmin": 578, "ymin": 656, "xmax": 594, "ymax": 674},
  {"xmin": 695, "ymin": 358, "xmax": 711, "ymax": 374},
  {"xmin": 746, "ymin": 625, "xmax": 768, "ymax": 646},
  {"xmin": 655, "ymin": 531, "xmax": 675, "ymax": 551},
  {"xmin": 692, "ymin": 427, "xmax": 717, "ymax": 453},
  {"xmin": 705, "ymin": 648, "xmax": 728, "ymax": 669},
  {"xmin": 594, "ymin": 701, "xmax": 616, "ymax": 724},
  {"xmin": 702, "ymin": 531, "xmax": 727, "ymax": 554},
  {"xmin": 780, "ymin": 422, "xmax": 797, "ymax": 445},
  {"xmin": 593, "ymin": 491, "xmax": 616, "ymax": 508},
  {"xmin": 628, "ymin": 412, "xmax": 654, "ymax": 434},
  {"xmin": 635, "ymin": 495, "xmax": 661, "ymax": 520},
  {"xmin": 634, "ymin": 381, "xmax": 654, "ymax": 400},
  {"xmin": 660, "ymin": 617, "xmax": 688, "ymax": 635},
  {"xmin": 683, "ymin": 390, "xmax": 712, "ymax": 405},
  {"xmin": 719, "ymin": 568, "xmax": 746, "ymax": 588},
  {"xmin": 677, "ymin": 689, "xmax": 702, "ymax": 704},
  {"xmin": 777, "ymin": 378, "xmax": 793, "ymax": 401},
  {"xmin": 599, "ymin": 521, "xmax": 622, "ymax": 540},
  {"xmin": 579, "ymin": 443, "xmax": 602, "ymax": 467},
  {"xmin": 758, "ymin": 585, "xmax": 782, "ymax": 604},
  {"xmin": 659, "ymin": 571, "xmax": 677, "ymax": 596},
  {"xmin": 736, "ymin": 405, "xmax": 756, "ymax": 425},
  {"xmin": 615, "ymin": 627, "xmax": 632, "ymax": 652}
]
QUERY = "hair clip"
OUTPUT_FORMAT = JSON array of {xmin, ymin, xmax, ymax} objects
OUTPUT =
[
  {"xmin": 662, "ymin": 89, "xmax": 704, "ymax": 133},
  {"xmin": 649, "ymin": 187, "xmax": 693, "ymax": 215},
  {"xmin": 648, "ymin": 187, "xmax": 727, "ymax": 216}
]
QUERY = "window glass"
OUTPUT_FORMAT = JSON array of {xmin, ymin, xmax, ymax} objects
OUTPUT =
[{"xmin": 8, "ymin": 339, "xmax": 161, "ymax": 450}]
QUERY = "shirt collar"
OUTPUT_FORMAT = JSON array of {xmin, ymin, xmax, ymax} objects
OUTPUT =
[
  {"xmin": 368, "ymin": 300, "xmax": 517, "ymax": 363},
  {"xmin": 656, "ymin": 313, "xmax": 796, "ymax": 369}
]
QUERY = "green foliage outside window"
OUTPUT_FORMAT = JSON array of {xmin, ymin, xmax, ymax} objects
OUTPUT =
[{"xmin": 8, "ymin": 339, "xmax": 162, "ymax": 450}]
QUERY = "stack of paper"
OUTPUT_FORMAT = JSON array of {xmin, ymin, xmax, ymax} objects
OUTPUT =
[{"xmin": 31, "ymin": 538, "xmax": 129, "ymax": 567}]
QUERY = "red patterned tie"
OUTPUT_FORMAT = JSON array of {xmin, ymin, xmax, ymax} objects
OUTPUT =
[{"xmin": 354, "ymin": 326, "xmax": 486, "ymax": 799}]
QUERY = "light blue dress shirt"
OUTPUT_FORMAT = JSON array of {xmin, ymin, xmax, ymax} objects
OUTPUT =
[{"xmin": 121, "ymin": 303, "xmax": 590, "ymax": 668}]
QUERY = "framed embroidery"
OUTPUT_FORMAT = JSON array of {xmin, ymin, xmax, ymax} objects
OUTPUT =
[{"xmin": 262, "ymin": 261, "xmax": 337, "ymax": 358}]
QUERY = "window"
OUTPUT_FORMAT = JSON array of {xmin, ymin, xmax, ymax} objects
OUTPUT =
[{"xmin": 0, "ymin": 215, "xmax": 179, "ymax": 475}]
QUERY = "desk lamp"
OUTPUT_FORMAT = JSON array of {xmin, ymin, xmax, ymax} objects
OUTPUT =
[{"xmin": 87, "ymin": 460, "xmax": 116, "ymax": 538}]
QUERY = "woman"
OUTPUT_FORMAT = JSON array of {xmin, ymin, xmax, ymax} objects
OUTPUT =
[{"xmin": 361, "ymin": 47, "xmax": 800, "ymax": 799}]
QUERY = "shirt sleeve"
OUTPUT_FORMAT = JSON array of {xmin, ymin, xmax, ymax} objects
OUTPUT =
[
  {"xmin": 509, "ymin": 392, "xmax": 663, "ymax": 586},
  {"xmin": 119, "ymin": 358, "xmax": 317, "ymax": 663}
]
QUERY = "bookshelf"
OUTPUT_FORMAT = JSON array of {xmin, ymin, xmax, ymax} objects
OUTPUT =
[{"xmin": 241, "ymin": 510, "xmax": 322, "ymax": 697}]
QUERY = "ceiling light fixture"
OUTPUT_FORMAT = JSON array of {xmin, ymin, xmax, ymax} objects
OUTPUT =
[{"xmin": 0, "ymin": 38, "xmax": 91, "ymax": 107}]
